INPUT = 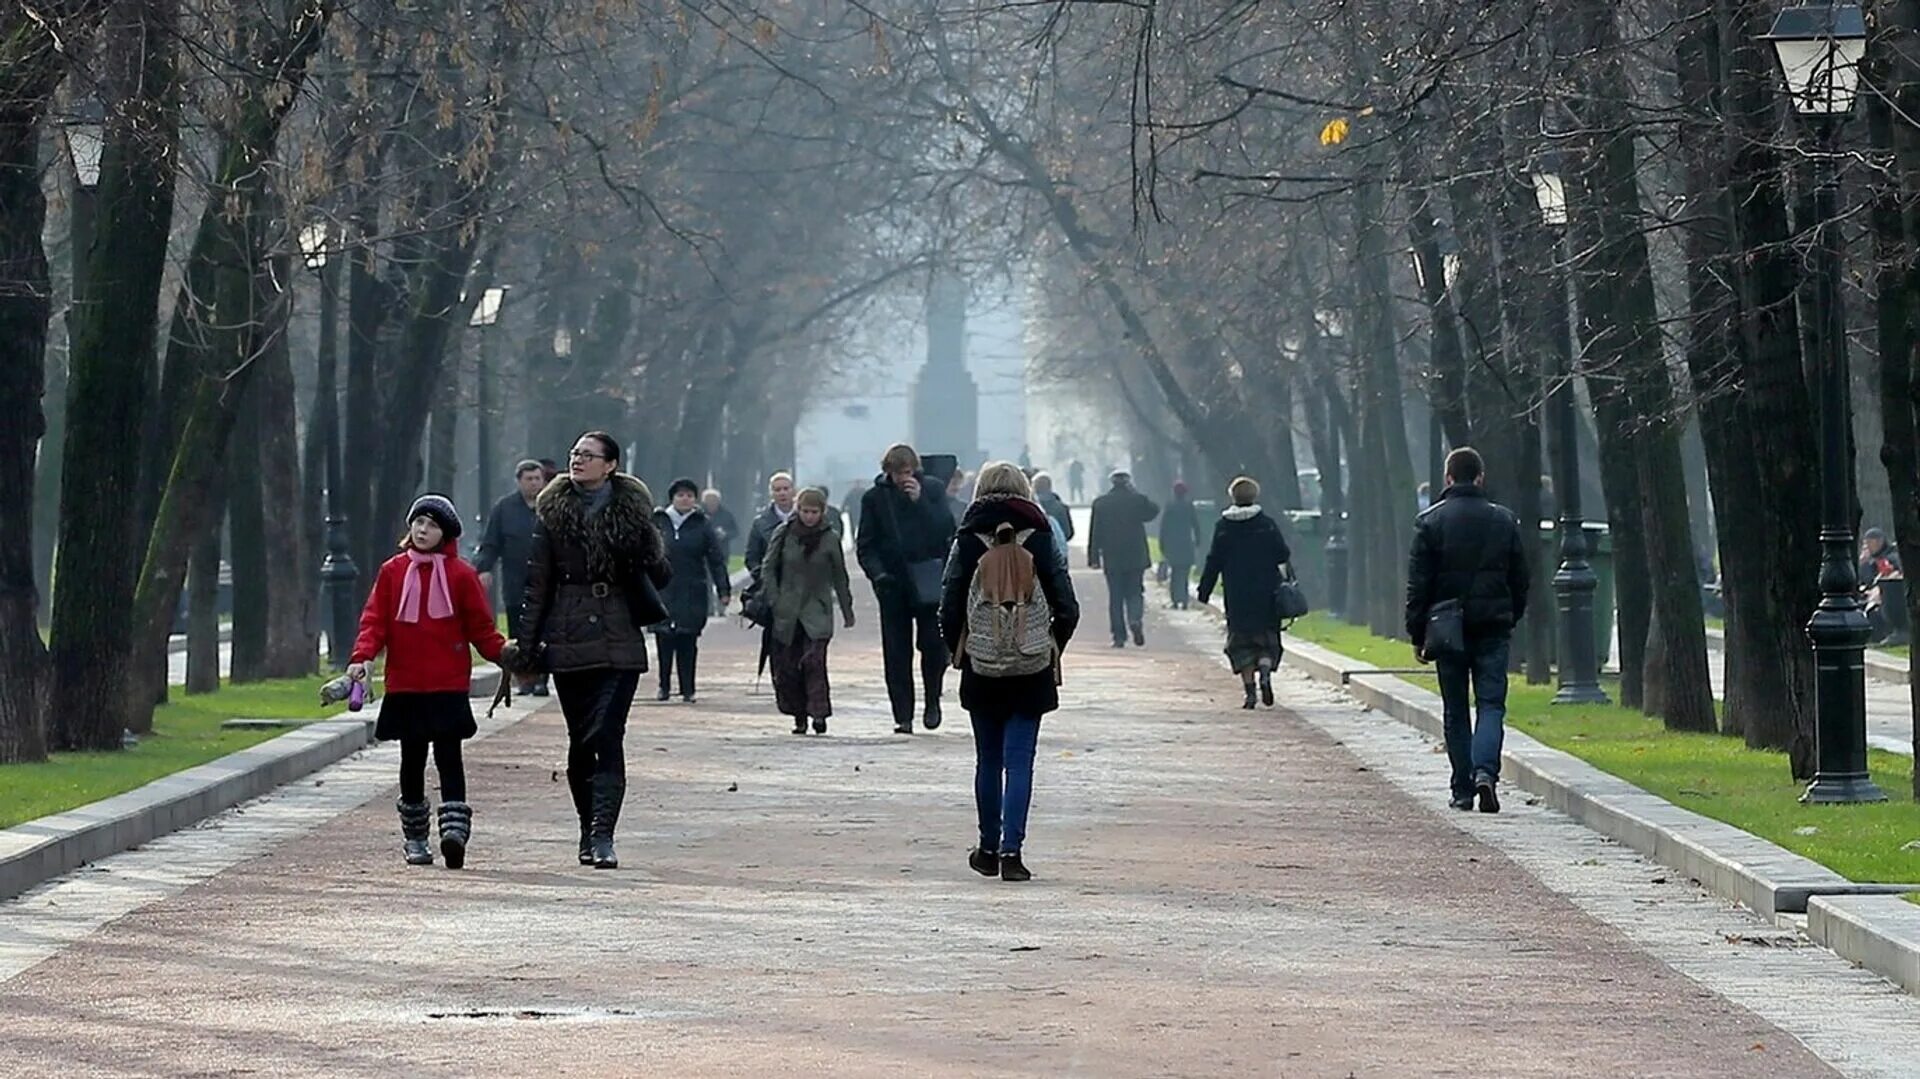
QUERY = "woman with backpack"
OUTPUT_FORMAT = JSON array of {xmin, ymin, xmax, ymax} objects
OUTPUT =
[
  {"xmin": 1197, "ymin": 476, "xmax": 1293, "ymax": 710},
  {"xmin": 939, "ymin": 461, "xmax": 1080, "ymax": 882},
  {"xmin": 763, "ymin": 487, "xmax": 856, "ymax": 734}
]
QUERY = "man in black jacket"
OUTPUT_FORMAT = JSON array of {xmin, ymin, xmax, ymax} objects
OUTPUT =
[
  {"xmin": 476, "ymin": 460, "xmax": 550, "ymax": 695},
  {"xmin": 857, "ymin": 443, "xmax": 955, "ymax": 733},
  {"xmin": 1405, "ymin": 447, "xmax": 1530, "ymax": 814},
  {"xmin": 1088, "ymin": 470, "xmax": 1160, "ymax": 647}
]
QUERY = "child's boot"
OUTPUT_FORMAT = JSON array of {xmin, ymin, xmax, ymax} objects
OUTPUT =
[
  {"xmin": 397, "ymin": 800, "xmax": 433, "ymax": 866},
  {"xmin": 438, "ymin": 801, "xmax": 472, "ymax": 870}
]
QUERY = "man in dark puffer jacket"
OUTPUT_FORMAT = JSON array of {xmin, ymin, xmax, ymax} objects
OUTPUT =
[{"xmin": 1405, "ymin": 447, "xmax": 1530, "ymax": 815}]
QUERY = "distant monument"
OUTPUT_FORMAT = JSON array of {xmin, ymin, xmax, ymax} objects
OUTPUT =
[{"xmin": 911, "ymin": 272, "xmax": 980, "ymax": 464}]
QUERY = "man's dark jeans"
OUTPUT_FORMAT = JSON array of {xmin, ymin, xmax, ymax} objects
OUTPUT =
[
  {"xmin": 1104, "ymin": 566, "xmax": 1145, "ymax": 642},
  {"xmin": 1434, "ymin": 633, "xmax": 1509, "ymax": 798},
  {"xmin": 1168, "ymin": 563, "xmax": 1192, "ymax": 606},
  {"xmin": 877, "ymin": 588, "xmax": 947, "ymax": 723}
]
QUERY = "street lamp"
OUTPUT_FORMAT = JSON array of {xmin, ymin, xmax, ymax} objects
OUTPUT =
[
  {"xmin": 1315, "ymin": 306, "xmax": 1350, "ymax": 621},
  {"xmin": 299, "ymin": 222, "xmax": 357, "ymax": 671},
  {"xmin": 1761, "ymin": 3, "xmax": 1882, "ymax": 803},
  {"xmin": 469, "ymin": 286, "xmax": 508, "ymax": 551},
  {"xmin": 1529, "ymin": 156, "xmax": 1608, "ymax": 705}
]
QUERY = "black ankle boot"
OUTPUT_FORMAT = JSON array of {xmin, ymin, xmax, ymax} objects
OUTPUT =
[
  {"xmin": 437, "ymin": 802, "xmax": 472, "ymax": 870},
  {"xmin": 1241, "ymin": 683, "xmax": 1258, "ymax": 710},
  {"xmin": 397, "ymin": 800, "xmax": 433, "ymax": 866},
  {"xmin": 999, "ymin": 853, "xmax": 1032, "ymax": 882},
  {"xmin": 969, "ymin": 848, "xmax": 999, "ymax": 876},
  {"xmin": 589, "ymin": 773, "xmax": 625, "ymax": 869},
  {"xmin": 792, "ymin": 715, "xmax": 808, "ymax": 735},
  {"xmin": 1259, "ymin": 670, "xmax": 1274, "ymax": 707}
]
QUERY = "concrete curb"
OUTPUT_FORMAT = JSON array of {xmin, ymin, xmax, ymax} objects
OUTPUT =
[
  {"xmin": 166, "ymin": 625, "xmax": 235, "ymax": 656},
  {"xmin": 1807, "ymin": 894, "xmax": 1920, "ymax": 996},
  {"xmin": 2, "ymin": 668, "xmax": 506, "ymax": 902},
  {"xmin": 0, "ymin": 717, "xmax": 376, "ymax": 902},
  {"xmin": 1282, "ymin": 636, "xmax": 1915, "ymax": 919}
]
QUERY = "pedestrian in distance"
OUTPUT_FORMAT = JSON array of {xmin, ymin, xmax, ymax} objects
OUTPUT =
[
  {"xmin": 946, "ymin": 468, "xmax": 970, "ymax": 526},
  {"xmin": 1405, "ymin": 447, "xmax": 1531, "ymax": 814},
  {"xmin": 349, "ymin": 494, "xmax": 510, "ymax": 870},
  {"xmin": 856, "ymin": 442, "xmax": 956, "ymax": 734},
  {"xmin": 1032, "ymin": 471, "xmax": 1075, "ymax": 543},
  {"xmin": 744, "ymin": 471, "xmax": 799, "ymax": 584},
  {"xmin": 1087, "ymin": 469, "xmax": 1160, "ymax": 647},
  {"xmin": 763, "ymin": 487, "xmax": 856, "ymax": 734},
  {"xmin": 842, "ymin": 479, "xmax": 866, "ymax": 537},
  {"xmin": 940, "ymin": 462, "xmax": 1080, "ymax": 882},
  {"xmin": 1067, "ymin": 459, "xmax": 1086, "ymax": 503},
  {"xmin": 515, "ymin": 432, "xmax": 671, "ymax": 869},
  {"xmin": 703, "ymin": 488, "xmax": 740, "ymax": 562},
  {"xmin": 652, "ymin": 478, "xmax": 732, "ymax": 703},
  {"xmin": 1196, "ymin": 477, "xmax": 1291, "ymax": 709},
  {"xmin": 474, "ymin": 459, "xmax": 551, "ymax": 696},
  {"xmin": 1160, "ymin": 481, "xmax": 1202, "ymax": 610}
]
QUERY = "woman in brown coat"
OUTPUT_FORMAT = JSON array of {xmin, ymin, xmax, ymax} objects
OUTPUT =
[
  {"xmin": 764, "ymin": 488, "xmax": 856, "ymax": 734},
  {"xmin": 517, "ymin": 432, "xmax": 669, "ymax": 869}
]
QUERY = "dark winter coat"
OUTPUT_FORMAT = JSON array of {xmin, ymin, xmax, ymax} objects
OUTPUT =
[
  {"xmin": 519, "ymin": 474, "xmax": 670, "ymax": 672},
  {"xmin": 1197, "ymin": 506, "xmax": 1292, "ymax": 634},
  {"xmin": 765, "ymin": 519, "xmax": 855, "ymax": 646},
  {"xmin": 1404, "ymin": 484, "xmax": 1531, "ymax": 647},
  {"xmin": 1037, "ymin": 490, "xmax": 1075, "ymax": 541},
  {"xmin": 472, "ymin": 493, "xmax": 539, "ymax": 601},
  {"xmin": 1088, "ymin": 483, "xmax": 1160, "ymax": 573},
  {"xmin": 708, "ymin": 504, "xmax": 742, "ymax": 560},
  {"xmin": 744, "ymin": 503, "xmax": 794, "ymax": 584},
  {"xmin": 653, "ymin": 507, "xmax": 730, "ymax": 635},
  {"xmin": 1160, "ymin": 497, "xmax": 1202, "ymax": 566},
  {"xmin": 939, "ymin": 495, "xmax": 1081, "ymax": 718},
  {"xmin": 855, "ymin": 471, "xmax": 954, "ymax": 591}
]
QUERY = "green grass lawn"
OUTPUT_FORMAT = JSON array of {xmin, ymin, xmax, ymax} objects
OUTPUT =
[
  {"xmin": 0, "ymin": 676, "xmax": 344, "ymax": 829},
  {"xmin": 1288, "ymin": 614, "xmax": 1920, "ymax": 885}
]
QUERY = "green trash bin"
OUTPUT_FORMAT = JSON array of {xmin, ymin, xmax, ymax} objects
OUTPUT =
[{"xmin": 1283, "ymin": 510, "xmax": 1326, "ymax": 610}]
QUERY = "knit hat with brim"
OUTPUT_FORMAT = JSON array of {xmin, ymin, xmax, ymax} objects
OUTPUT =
[{"xmin": 408, "ymin": 493, "xmax": 462, "ymax": 541}]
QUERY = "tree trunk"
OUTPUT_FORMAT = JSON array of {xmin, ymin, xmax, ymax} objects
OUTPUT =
[
  {"xmin": 185, "ymin": 484, "xmax": 225, "ymax": 694},
  {"xmin": 227, "ymin": 325, "xmax": 269, "ymax": 685},
  {"xmin": 256, "ymin": 257, "xmax": 316, "ymax": 678},
  {"xmin": 0, "ymin": 106, "xmax": 52, "ymax": 763}
]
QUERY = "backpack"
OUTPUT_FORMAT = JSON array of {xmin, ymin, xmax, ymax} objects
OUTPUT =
[{"xmin": 959, "ymin": 525, "xmax": 1055, "ymax": 678}]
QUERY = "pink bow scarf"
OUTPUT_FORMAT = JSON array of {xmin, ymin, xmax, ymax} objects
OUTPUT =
[{"xmin": 398, "ymin": 550, "xmax": 455, "ymax": 623}]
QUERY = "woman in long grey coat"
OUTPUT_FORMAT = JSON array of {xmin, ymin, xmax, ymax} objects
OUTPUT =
[{"xmin": 764, "ymin": 488, "xmax": 856, "ymax": 734}]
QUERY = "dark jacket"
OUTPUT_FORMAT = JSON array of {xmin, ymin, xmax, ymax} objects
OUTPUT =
[
  {"xmin": 653, "ymin": 507, "xmax": 730, "ymax": 635},
  {"xmin": 855, "ymin": 471, "xmax": 954, "ymax": 589},
  {"xmin": 1405, "ymin": 484, "xmax": 1531, "ymax": 647},
  {"xmin": 519, "ymin": 474, "xmax": 669, "ymax": 672},
  {"xmin": 707, "ymin": 504, "xmax": 741, "ymax": 560},
  {"xmin": 473, "ymin": 493, "xmax": 539, "ymax": 598},
  {"xmin": 1160, "ymin": 497, "xmax": 1202, "ymax": 566},
  {"xmin": 744, "ymin": 503, "xmax": 793, "ymax": 584},
  {"xmin": 1037, "ymin": 490, "xmax": 1075, "ymax": 541},
  {"xmin": 939, "ymin": 495, "xmax": 1081, "ymax": 718},
  {"xmin": 1198, "ymin": 505, "xmax": 1292, "ymax": 633},
  {"xmin": 1088, "ymin": 483, "xmax": 1160, "ymax": 573}
]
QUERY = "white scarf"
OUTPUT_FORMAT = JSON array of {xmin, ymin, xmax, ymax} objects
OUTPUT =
[{"xmin": 667, "ymin": 506, "xmax": 693, "ymax": 533}]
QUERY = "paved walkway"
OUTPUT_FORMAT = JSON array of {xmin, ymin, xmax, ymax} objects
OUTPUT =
[
  {"xmin": 5, "ymin": 570, "xmax": 1918, "ymax": 1076},
  {"xmin": 1697, "ymin": 639, "xmax": 1914, "ymax": 756}
]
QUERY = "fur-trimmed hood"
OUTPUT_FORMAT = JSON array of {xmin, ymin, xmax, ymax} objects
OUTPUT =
[
  {"xmin": 1221, "ymin": 503, "xmax": 1265, "ymax": 522},
  {"xmin": 535, "ymin": 473, "xmax": 664, "ymax": 581}
]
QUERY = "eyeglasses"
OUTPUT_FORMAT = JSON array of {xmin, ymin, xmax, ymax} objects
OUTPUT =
[{"xmin": 568, "ymin": 449, "xmax": 608, "ymax": 461}]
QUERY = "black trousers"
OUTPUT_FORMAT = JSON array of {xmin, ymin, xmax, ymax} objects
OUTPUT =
[
  {"xmin": 399, "ymin": 738, "xmax": 465, "ymax": 803},
  {"xmin": 554, "ymin": 668, "xmax": 640, "ymax": 822},
  {"xmin": 655, "ymin": 631, "xmax": 700, "ymax": 697},
  {"xmin": 1168, "ymin": 563, "xmax": 1192, "ymax": 606},
  {"xmin": 877, "ymin": 589, "xmax": 947, "ymax": 723},
  {"xmin": 1104, "ymin": 567, "xmax": 1145, "ymax": 641}
]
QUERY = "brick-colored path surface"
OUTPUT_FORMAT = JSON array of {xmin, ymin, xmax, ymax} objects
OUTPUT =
[{"xmin": 0, "ymin": 571, "xmax": 1845, "ymax": 1077}]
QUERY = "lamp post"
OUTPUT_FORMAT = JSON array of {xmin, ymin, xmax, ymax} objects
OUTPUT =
[
  {"xmin": 1408, "ymin": 244, "xmax": 1460, "ymax": 502},
  {"xmin": 1528, "ymin": 162, "xmax": 1609, "ymax": 705},
  {"xmin": 1762, "ymin": 3, "xmax": 1882, "ymax": 803},
  {"xmin": 469, "ymin": 286, "xmax": 508, "ymax": 549},
  {"xmin": 299, "ymin": 223, "xmax": 357, "ymax": 671},
  {"xmin": 1316, "ymin": 306, "xmax": 1350, "ymax": 620}
]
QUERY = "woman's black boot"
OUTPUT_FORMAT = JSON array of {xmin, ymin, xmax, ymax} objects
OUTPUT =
[
  {"xmin": 397, "ymin": 800, "xmax": 434, "ymax": 866},
  {"xmin": 589, "ymin": 773, "xmax": 624, "ymax": 869},
  {"xmin": 437, "ymin": 802, "xmax": 472, "ymax": 870},
  {"xmin": 1241, "ymin": 683, "xmax": 1258, "ymax": 710},
  {"xmin": 792, "ymin": 715, "xmax": 808, "ymax": 735},
  {"xmin": 1259, "ymin": 670, "xmax": 1275, "ymax": 707}
]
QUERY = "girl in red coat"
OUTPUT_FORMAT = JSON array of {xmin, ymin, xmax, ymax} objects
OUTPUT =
[{"xmin": 349, "ymin": 494, "xmax": 507, "ymax": 868}]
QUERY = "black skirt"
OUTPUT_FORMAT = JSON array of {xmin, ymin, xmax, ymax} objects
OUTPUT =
[{"xmin": 374, "ymin": 691, "xmax": 478, "ymax": 742}]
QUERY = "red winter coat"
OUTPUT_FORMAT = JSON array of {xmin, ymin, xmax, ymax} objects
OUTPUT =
[{"xmin": 351, "ymin": 547, "xmax": 506, "ymax": 693}]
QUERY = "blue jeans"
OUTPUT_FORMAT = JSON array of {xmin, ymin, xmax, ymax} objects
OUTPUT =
[
  {"xmin": 1435, "ymin": 634, "xmax": 1509, "ymax": 798},
  {"xmin": 971, "ymin": 712, "xmax": 1041, "ymax": 855}
]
